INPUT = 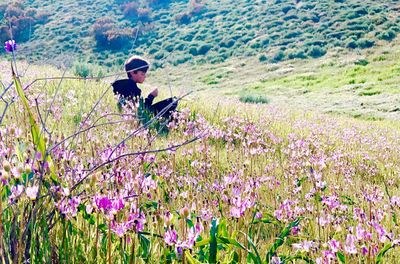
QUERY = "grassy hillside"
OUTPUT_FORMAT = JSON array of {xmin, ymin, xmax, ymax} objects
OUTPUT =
[
  {"xmin": 1, "ymin": 36, "xmax": 399, "ymax": 122},
  {"xmin": 1, "ymin": 0, "xmax": 399, "ymax": 68},
  {"xmin": 150, "ymin": 36, "xmax": 400, "ymax": 121}
]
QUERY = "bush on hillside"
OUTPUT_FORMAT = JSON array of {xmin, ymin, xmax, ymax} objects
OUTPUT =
[
  {"xmin": 287, "ymin": 49, "xmax": 307, "ymax": 59},
  {"xmin": 189, "ymin": 0, "xmax": 206, "ymax": 15},
  {"xmin": 92, "ymin": 17, "xmax": 136, "ymax": 49},
  {"xmin": 356, "ymin": 38, "xmax": 374, "ymax": 49},
  {"xmin": 0, "ymin": 2, "xmax": 47, "ymax": 42},
  {"xmin": 73, "ymin": 61, "xmax": 105, "ymax": 79},
  {"xmin": 307, "ymin": 46, "xmax": 326, "ymax": 58},
  {"xmin": 345, "ymin": 38, "xmax": 358, "ymax": 49},
  {"xmin": 239, "ymin": 94, "xmax": 270, "ymax": 104},
  {"xmin": 271, "ymin": 50, "xmax": 285, "ymax": 63},
  {"xmin": 175, "ymin": 12, "xmax": 191, "ymax": 24},
  {"xmin": 355, "ymin": 59, "xmax": 369, "ymax": 66},
  {"xmin": 377, "ymin": 30, "xmax": 396, "ymax": 41},
  {"xmin": 106, "ymin": 29, "xmax": 136, "ymax": 49},
  {"xmin": 92, "ymin": 17, "xmax": 114, "ymax": 46},
  {"xmin": 137, "ymin": 7, "xmax": 152, "ymax": 22},
  {"xmin": 258, "ymin": 54, "xmax": 268, "ymax": 62},
  {"xmin": 122, "ymin": 2, "xmax": 140, "ymax": 18}
]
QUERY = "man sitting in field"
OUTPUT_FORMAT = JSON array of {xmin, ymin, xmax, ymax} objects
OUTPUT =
[{"xmin": 112, "ymin": 56, "xmax": 177, "ymax": 119}]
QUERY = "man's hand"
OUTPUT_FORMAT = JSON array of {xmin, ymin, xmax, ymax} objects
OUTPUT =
[{"xmin": 150, "ymin": 88, "xmax": 158, "ymax": 97}]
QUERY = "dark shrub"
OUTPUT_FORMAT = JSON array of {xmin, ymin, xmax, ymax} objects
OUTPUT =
[
  {"xmin": 92, "ymin": 17, "xmax": 114, "ymax": 46},
  {"xmin": 188, "ymin": 46, "xmax": 197, "ymax": 56},
  {"xmin": 282, "ymin": 5, "xmax": 295, "ymax": 14},
  {"xmin": 137, "ymin": 7, "xmax": 152, "ymax": 22},
  {"xmin": 35, "ymin": 10, "xmax": 50, "ymax": 24},
  {"xmin": 355, "ymin": 59, "xmax": 369, "ymax": 66},
  {"xmin": 346, "ymin": 39, "xmax": 358, "ymax": 49},
  {"xmin": 175, "ymin": 12, "xmax": 191, "ymax": 24},
  {"xmin": 377, "ymin": 30, "xmax": 396, "ymax": 41},
  {"xmin": 288, "ymin": 50, "xmax": 307, "ymax": 59},
  {"xmin": 356, "ymin": 38, "xmax": 374, "ymax": 49},
  {"xmin": 239, "ymin": 94, "xmax": 269, "ymax": 104},
  {"xmin": 258, "ymin": 54, "xmax": 268, "ymax": 62},
  {"xmin": 271, "ymin": 50, "xmax": 285, "ymax": 63},
  {"xmin": 220, "ymin": 39, "xmax": 235, "ymax": 48},
  {"xmin": 307, "ymin": 46, "xmax": 326, "ymax": 58},
  {"xmin": 122, "ymin": 2, "xmax": 139, "ymax": 18},
  {"xmin": 197, "ymin": 43, "xmax": 212, "ymax": 55},
  {"xmin": 106, "ymin": 29, "xmax": 135, "ymax": 49}
]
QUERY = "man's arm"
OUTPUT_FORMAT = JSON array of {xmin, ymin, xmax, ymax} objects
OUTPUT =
[{"xmin": 144, "ymin": 88, "xmax": 158, "ymax": 108}]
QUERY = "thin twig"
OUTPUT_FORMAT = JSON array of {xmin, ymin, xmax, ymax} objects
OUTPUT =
[
  {"xmin": 71, "ymin": 134, "xmax": 201, "ymax": 192},
  {"xmin": 108, "ymin": 91, "xmax": 193, "ymax": 159},
  {"xmin": 48, "ymin": 118, "xmax": 134, "ymax": 153},
  {"xmin": 35, "ymin": 99, "xmax": 52, "ymax": 138}
]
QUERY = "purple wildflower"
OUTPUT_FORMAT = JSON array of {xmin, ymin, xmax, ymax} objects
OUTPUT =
[
  {"xmin": 95, "ymin": 196, "xmax": 112, "ymax": 212},
  {"xmin": 344, "ymin": 234, "xmax": 357, "ymax": 254},
  {"xmin": 164, "ymin": 229, "xmax": 178, "ymax": 245},
  {"xmin": 4, "ymin": 40, "xmax": 17, "ymax": 53}
]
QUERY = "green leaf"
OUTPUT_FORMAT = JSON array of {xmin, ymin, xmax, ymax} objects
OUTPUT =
[
  {"xmin": 13, "ymin": 72, "xmax": 46, "ymax": 158},
  {"xmin": 144, "ymin": 200, "xmax": 158, "ymax": 210},
  {"xmin": 185, "ymin": 251, "xmax": 202, "ymax": 264},
  {"xmin": 296, "ymin": 177, "xmax": 308, "ymax": 187},
  {"xmin": 22, "ymin": 171, "xmax": 34, "ymax": 185},
  {"xmin": 244, "ymin": 233, "xmax": 262, "ymax": 264},
  {"xmin": 209, "ymin": 219, "xmax": 218, "ymax": 263},
  {"xmin": 217, "ymin": 218, "xmax": 228, "ymax": 237},
  {"xmin": 231, "ymin": 251, "xmax": 239, "ymax": 263},
  {"xmin": 139, "ymin": 233, "xmax": 150, "ymax": 259},
  {"xmin": 252, "ymin": 217, "xmax": 280, "ymax": 226},
  {"xmin": 376, "ymin": 243, "xmax": 394, "ymax": 264},
  {"xmin": 265, "ymin": 218, "xmax": 302, "ymax": 263},
  {"xmin": 15, "ymin": 142, "xmax": 25, "ymax": 162},
  {"xmin": 340, "ymin": 195, "xmax": 355, "ymax": 205},
  {"xmin": 336, "ymin": 251, "xmax": 346, "ymax": 264},
  {"xmin": 98, "ymin": 223, "xmax": 107, "ymax": 232},
  {"xmin": 195, "ymin": 238, "xmax": 210, "ymax": 247},
  {"xmin": 137, "ymin": 231, "xmax": 163, "ymax": 238},
  {"xmin": 217, "ymin": 236, "xmax": 246, "ymax": 251},
  {"xmin": 280, "ymin": 254, "xmax": 314, "ymax": 263},
  {"xmin": 186, "ymin": 218, "xmax": 194, "ymax": 228}
]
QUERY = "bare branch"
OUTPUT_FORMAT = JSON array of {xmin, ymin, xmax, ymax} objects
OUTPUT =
[
  {"xmin": 48, "ymin": 119, "xmax": 131, "ymax": 153},
  {"xmin": 71, "ymin": 134, "xmax": 202, "ymax": 192},
  {"xmin": 108, "ymin": 91, "xmax": 193, "ymax": 159},
  {"xmin": 34, "ymin": 99, "xmax": 52, "ymax": 138}
]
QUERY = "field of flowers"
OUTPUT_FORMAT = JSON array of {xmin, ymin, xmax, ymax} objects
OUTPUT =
[{"xmin": 1, "ymin": 52, "xmax": 400, "ymax": 263}]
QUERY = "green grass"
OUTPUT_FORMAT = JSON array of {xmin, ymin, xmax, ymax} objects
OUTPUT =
[
  {"xmin": 239, "ymin": 94, "xmax": 269, "ymax": 104},
  {"xmin": 148, "ymin": 39, "xmax": 400, "ymax": 121}
]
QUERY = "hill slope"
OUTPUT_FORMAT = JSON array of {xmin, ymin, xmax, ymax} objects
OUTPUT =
[{"xmin": 1, "ymin": 0, "xmax": 399, "ymax": 67}]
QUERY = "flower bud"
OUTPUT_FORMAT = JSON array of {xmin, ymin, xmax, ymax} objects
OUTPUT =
[
  {"xmin": 25, "ymin": 164, "xmax": 32, "ymax": 174},
  {"xmin": 2, "ymin": 160, "xmax": 11, "ymax": 172},
  {"xmin": 1, "ymin": 170, "xmax": 9, "ymax": 179},
  {"xmin": 180, "ymin": 207, "xmax": 189, "ymax": 218},
  {"xmin": 17, "ymin": 164, "xmax": 24, "ymax": 175}
]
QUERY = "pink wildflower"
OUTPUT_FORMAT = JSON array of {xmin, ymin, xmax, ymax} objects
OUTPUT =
[
  {"xmin": 26, "ymin": 186, "xmax": 39, "ymax": 200},
  {"xmin": 164, "ymin": 229, "xmax": 178, "ymax": 246},
  {"xmin": 344, "ymin": 234, "xmax": 357, "ymax": 254}
]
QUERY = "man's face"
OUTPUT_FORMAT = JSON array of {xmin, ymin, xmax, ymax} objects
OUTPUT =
[{"xmin": 130, "ymin": 70, "xmax": 147, "ymax": 83}]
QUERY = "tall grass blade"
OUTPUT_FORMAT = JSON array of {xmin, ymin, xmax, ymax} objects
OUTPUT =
[
  {"xmin": 209, "ymin": 219, "xmax": 218, "ymax": 263},
  {"xmin": 265, "ymin": 218, "xmax": 301, "ymax": 263},
  {"xmin": 12, "ymin": 68, "xmax": 46, "ymax": 157},
  {"xmin": 375, "ymin": 243, "xmax": 394, "ymax": 264}
]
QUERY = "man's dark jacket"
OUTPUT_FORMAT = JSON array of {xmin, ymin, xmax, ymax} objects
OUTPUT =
[
  {"xmin": 112, "ymin": 78, "xmax": 177, "ymax": 118},
  {"xmin": 112, "ymin": 78, "xmax": 154, "ymax": 108}
]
